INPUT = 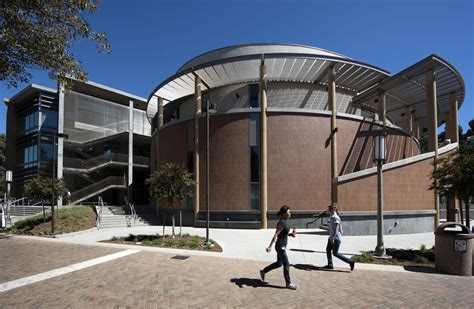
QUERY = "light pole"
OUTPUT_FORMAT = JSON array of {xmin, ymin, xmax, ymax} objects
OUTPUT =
[
  {"xmin": 5, "ymin": 170, "xmax": 12, "ymax": 225},
  {"xmin": 51, "ymin": 132, "xmax": 68, "ymax": 234},
  {"xmin": 205, "ymin": 99, "xmax": 217, "ymax": 245},
  {"xmin": 373, "ymin": 131, "xmax": 388, "ymax": 257}
]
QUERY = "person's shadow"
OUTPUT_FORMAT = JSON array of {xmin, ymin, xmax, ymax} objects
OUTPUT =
[
  {"xmin": 292, "ymin": 264, "xmax": 350, "ymax": 273},
  {"xmin": 230, "ymin": 278, "xmax": 285, "ymax": 289}
]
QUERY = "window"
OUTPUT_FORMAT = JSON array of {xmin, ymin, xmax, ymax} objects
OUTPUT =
[
  {"xmin": 40, "ymin": 143, "xmax": 54, "ymax": 160},
  {"xmin": 250, "ymin": 112, "xmax": 260, "ymax": 210},
  {"xmin": 22, "ymin": 112, "xmax": 38, "ymax": 134},
  {"xmin": 23, "ymin": 145, "xmax": 38, "ymax": 167},
  {"xmin": 249, "ymin": 84, "xmax": 259, "ymax": 108},
  {"xmin": 41, "ymin": 109, "xmax": 58, "ymax": 130}
]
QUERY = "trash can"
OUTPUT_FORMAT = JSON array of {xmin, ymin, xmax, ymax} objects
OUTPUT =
[{"xmin": 435, "ymin": 222, "xmax": 474, "ymax": 276}]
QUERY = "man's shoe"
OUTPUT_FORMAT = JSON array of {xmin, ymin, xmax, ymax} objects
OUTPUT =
[
  {"xmin": 286, "ymin": 283, "xmax": 298, "ymax": 290},
  {"xmin": 350, "ymin": 261, "xmax": 355, "ymax": 271},
  {"xmin": 260, "ymin": 270, "xmax": 266, "ymax": 282},
  {"xmin": 322, "ymin": 265, "xmax": 334, "ymax": 270}
]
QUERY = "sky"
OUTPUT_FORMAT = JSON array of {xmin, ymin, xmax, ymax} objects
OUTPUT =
[{"xmin": 1, "ymin": 0, "xmax": 473, "ymax": 133}]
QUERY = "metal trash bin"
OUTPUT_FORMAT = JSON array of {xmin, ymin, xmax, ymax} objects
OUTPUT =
[{"xmin": 435, "ymin": 222, "xmax": 474, "ymax": 276}]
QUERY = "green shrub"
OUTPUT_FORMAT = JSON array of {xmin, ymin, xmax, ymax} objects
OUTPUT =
[
  {"xmin": 164, "ymin": 239, "xmax": 175, "ymax": 247},
  {"xmin": 111, "ymin": 236, "xmax": 119, "ymax": 241},
  {"xmin": 178, "ymin": 239, "xmax": 187, "ymax": 247},
  {"xmin": 420, "ymin": 244, "xmax": 427, "ymax": 252},
  {"xmin": 415, "ymin": 255, "xmax": 429, "ymax": 264},
  {"xmin": 357, "ymin": 251, "xmax": 375, "ymax": 263}
]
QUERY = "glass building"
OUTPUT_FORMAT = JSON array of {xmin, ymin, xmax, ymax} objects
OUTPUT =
[{"xmin": 5, "ymin": 80, "xmax": 152, "ymax": 206}]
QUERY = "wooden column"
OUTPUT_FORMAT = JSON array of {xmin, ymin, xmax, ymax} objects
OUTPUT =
[
  {"xmin": 259, "ymin": 58, "xmax": 268, "ymax": 229},
  {"xmin": 426, "ymin": 69, "xmax": 439, "ymax": 227},
  {"xmin": 328, "ymin": 65, "xmax": 338, "ymax": 207},
  {"xmin": 194, "ymin": 75, "xmax": 201, "ymax": 224}
]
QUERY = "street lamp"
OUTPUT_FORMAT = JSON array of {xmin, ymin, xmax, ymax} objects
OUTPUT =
[
  {"xmin": 205, "ymin": 99, "xmax": 217, "ymax": 245},
  {"xmin": 51, "ymin": 132, "xmax": 68, "ymax": 234},
  {"xmin": 373, "ymin": 131, "xmax": 389, "ymax": 257},
  {"xmin": 5, "ymin": 170, "xmax": 12, "ymax": 225}
]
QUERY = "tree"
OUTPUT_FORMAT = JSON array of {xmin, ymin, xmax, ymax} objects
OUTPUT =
[
  {"xmin": 24, "ymin": 177, "xmax": 68, "ymax": 223},
  {"xmin": 431, "ymin": 151, "xmax": 474, "ymax": 229},
  {"xmin": 1, "ymin": 0, "xmax": 110, "ymax": 88},
  {"xmin": 146, "ymin": 163, "xmax": 195, "ymax": 238}
]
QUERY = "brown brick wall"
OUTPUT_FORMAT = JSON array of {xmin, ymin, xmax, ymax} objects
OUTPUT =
[
  {"xmin": 338, "ymin": 157, "xmax": 437, "ymax": 212},
  {"xmin": 267, "ymin": 114, "xmax": 332, "ymax": 211},
  {"xmin": 155, "ymin": 112, "xmax": 422, "ymax": 213},
  {"xmin": 198, "ymin": 113, "xmax": 250, "ymax": 211}
]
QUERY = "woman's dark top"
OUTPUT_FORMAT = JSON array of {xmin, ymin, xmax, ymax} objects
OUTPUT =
[{"xmin": 275, "ymin": 218, "xmax": 290, "ymax": 247}]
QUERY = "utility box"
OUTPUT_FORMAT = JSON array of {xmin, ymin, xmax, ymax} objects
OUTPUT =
[{"xmin": 435, "ymin": 222, "xmax": 474, "ymax": 276}]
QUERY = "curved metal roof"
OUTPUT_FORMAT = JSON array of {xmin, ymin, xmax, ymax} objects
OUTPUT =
[
  {"xmin": 353, "ymin": 54, "xmax": 465, "ymax": 131},
  {"xmin": 147, "ymin": 43, "xmax": 390, "ymax": 121}
]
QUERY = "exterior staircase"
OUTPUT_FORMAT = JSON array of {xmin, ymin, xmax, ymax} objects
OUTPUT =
[{"xmin": 99, "ymin": 205, "xmax": 160, "ymax": 228}]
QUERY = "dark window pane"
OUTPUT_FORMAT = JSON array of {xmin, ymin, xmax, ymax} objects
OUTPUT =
[
  {"xmin": 251, "ymin": 183, "xmax": 260, "ymax": 210},
  {"xmin": 187, "ymin": 151, "xmax": 194, "ymax": 173},
  {"xmin": 249, "ymin": 84, "xmax": 259, "ymax": 108},
  {"xmin": 250, "ymin": 145, "xmax": 259, "ymax": 182},
  {"xmin": 42, "ymin": 109, "xmax": 58, "ymax": 129},
  {"xmin": 41, "ymin": 143, "xmax": 53, "ymax": 160}
]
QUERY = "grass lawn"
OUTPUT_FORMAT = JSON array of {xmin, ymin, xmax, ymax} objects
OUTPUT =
[
  {"xmin": 103, "ymin": 233, "xmax": 223, "ymax": 252},
  {"xmin": 353, "ymin": 246, "xmax": 435, "ymax": 267},
  {"xmin": 6, "ymin": 206, "xmax": 96, "ymax": 236}
]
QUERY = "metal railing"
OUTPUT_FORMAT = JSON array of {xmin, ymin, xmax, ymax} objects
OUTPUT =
[
  {"xmin": 70, "ymin": 176, "xmax": 127, "ymax": 203},
  {"xmin": 124, "ymin": 197, "xmax": 137, "ymax": 227},
  {"xmin": 64, "ymin": 153, "xmax": 149, "ymax": 171},
  {"xmin": 95, "ymin": 196, "xmax": 104, "ymax": 229},
  {"xmin": 306, "ymin": 210, "xmax": 329, "ymax": 229}
]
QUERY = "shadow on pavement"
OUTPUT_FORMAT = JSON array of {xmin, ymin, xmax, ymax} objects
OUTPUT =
[
  {"xmin": 230, "ymin": 278, "xmax": 285, "ymax": 289},
  {"xmin": 296, "ymin": 231, "xmax": 328, "ymax": 235},
  {"xmin": 403, "ymin": 266, "xmax": 440, "ymax": 274},
  {"xmin": 292, "ymin": 264, "xmax": 350, "ymax": 273},
  {"xmin": 0, "ymin": 233, "xmax": 13, "ymax": 240}
]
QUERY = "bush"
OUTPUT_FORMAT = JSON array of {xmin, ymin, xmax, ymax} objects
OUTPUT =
[{"xmin": 357, "ymin": 251, "xmax": 375, "ymax": 263}]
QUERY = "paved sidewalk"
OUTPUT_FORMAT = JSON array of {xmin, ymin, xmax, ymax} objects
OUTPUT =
[
  {"xmin": 1, "ymin": 238, "xmax": 472, "ymax": 308},
  {"xmin": 50, "ymin": 225, "xmax": 435, "ymax": 271}
]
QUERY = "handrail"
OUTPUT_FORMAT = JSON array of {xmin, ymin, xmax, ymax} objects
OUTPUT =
[
  {"xmin": 96, "ymin": 196, "xmax": 104, "ymax": 229},
  {"xmin": 124, "ymin": 197, "xmax": 137, "ymax": 227},
  {"xmin": 69, "ymin": 176, "xmax": 126, "ymax": 203},
  {"xmin": 64, "ymin": 152, "xmax": 149, "ymax": 171},
  {"xmin": 306, "ymin": 210, "xmax": 328, "ymax": 229}
]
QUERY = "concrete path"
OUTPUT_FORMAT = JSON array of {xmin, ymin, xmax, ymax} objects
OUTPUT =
[
  {"xmin": 49, "ymin": 225, "xmax": 435, "ymax": 272},
  {"xmin": 1, "ymin": 237, "xmax": 472, "ymax": 308}
]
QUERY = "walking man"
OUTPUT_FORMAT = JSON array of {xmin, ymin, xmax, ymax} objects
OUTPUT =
[{"xmin": 324, "ymin": 205, "xmax": 355, "ymax": 271}]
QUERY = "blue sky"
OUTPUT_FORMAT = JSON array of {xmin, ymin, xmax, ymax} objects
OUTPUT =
[{"xmin": 1, "ymin": 0, "xmax": 473, "ymax": 133}]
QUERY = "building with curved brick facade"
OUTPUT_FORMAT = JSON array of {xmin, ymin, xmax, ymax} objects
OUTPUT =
[{"xmin": 147, "ymin": 44, "xmax": 464, "ymax": 235}]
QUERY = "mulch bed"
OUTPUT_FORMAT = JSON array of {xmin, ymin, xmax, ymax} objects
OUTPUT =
[{"xmin": 102, "ymin": 233, "xmax": 223, "ymax": 252}]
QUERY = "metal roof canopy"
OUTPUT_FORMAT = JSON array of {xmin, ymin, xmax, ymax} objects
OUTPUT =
[
  {"xmin": 147, "ymin": 51, "xmax": 390, "ymax": 122},
  {"xmin": 353, "ymin": 55, "xmax": 465, "ymax": 130}
]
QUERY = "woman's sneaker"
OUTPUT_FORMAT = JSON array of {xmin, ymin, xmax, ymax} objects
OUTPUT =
[
  {"xmin": 259, "ymin": 270, "xmax": 266, "ymax": 282},
  {"xmin": 286, "ymin": 283, "xmax": 298, "ymax": 290}
]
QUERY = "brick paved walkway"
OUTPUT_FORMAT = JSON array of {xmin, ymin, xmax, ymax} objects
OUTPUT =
[{"xmin": 1, "ymin": 236, "xmax": 473, "ymax": 308}]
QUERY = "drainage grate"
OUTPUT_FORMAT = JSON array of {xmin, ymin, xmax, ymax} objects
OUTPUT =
[{"xmin": 171, "ymin": 255, "xmax": 190, "ymax": 260}]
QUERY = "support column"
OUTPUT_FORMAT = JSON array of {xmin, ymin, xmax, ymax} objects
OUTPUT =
[
  {"xmin": 426, "ymin": 69, "xmax": 439, "ymax": 227},
  {"xmin": 444, "ymin": 113, "xmax": 451, "ymax": 143},
  {"xmin": 260, "ymin": 58, "xmax": 268, "ymax": 229},
  {"xmin": 405, "ymin": 106, "xmax": 413, "ymax": 134},
  {"xmin": 57, "ymin": 85, "xmax": 65, "ymax": 207},
  {"xmin": 128, "ymin": 100, "xmax": 134, "ymax": 204},
  {"xmin": 448, "ymin": 92, "xmax": 459, "ymax": 143},
  {"xmin": 378, "ymin": 92, "xmax": 387, "ymax": 127},
  {"xmin": 413, "ymin": 119, "xmax": 420, "ymax": 140},
  {"xmin": 193, "ymin": 75, "xmax": 201, "ymax": 224},
  {"xmin": 447, "ymin": 92, "xmax": 459, "ymax": 222},
  {"xmin": 328, "ymin": 65, "xmax": 338, "ymax": 207}
]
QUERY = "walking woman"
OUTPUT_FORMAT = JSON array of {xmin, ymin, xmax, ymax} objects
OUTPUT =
[{"xmin": 260, "ymin": 205, "xmax": 298, "ymax": 290}]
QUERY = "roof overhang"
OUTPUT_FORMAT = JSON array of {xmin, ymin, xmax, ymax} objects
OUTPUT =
[
  {"xmin": 147, "ymin": 50, "xmax": 390, "ymax": 122},
  {"xmin": 353, "ymin": 55, "xmax": 465, "ymax": 130},
  {"xmin": 66, "ymin": 78, "xmax": 148, "ymax": 111},
  {"xmin": 5, "ymin": 84, "xmax": 57, "ymax": 106}
]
